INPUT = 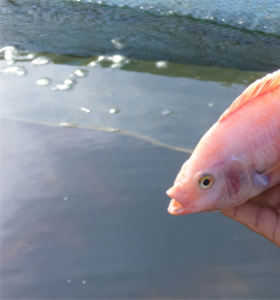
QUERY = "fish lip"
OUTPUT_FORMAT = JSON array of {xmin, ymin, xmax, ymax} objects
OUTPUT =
[
  {"xmin": 166, "ymin": 188, "xmax": 175, "ymax": 199},
  {"xmin": 166, "ymin": 182, "xmax": 181, "ymax": 198},
  {"xmin": 167, "ymin": 199, "xmax": 194, "ymax": 215}
]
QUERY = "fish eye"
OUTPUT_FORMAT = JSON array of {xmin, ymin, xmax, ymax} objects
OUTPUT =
[{"xmin": 199, "ymin": 174, "xmax": 214, "ymax": 189}]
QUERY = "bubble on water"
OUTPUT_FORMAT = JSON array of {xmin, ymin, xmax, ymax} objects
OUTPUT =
[
  {"xmin": 162, "ymin": 110, "xmax": 173, "ymax": 115},
  {"xmin": 74, "ymin": 69, "xmax": 89, "ymax": 77},
  {"xmin": 82, "ymin": 281, "xmax": 86, "ymax": 284},
  {"xmin": 52, "ymin": 77, "xmax": 75, "ymax": 91},
  {"xmin": 208, "ymin": 103, "xmax": 213, "ymax": 107},
  {"xmin": 111, "ymin": 38, "xmax": 124, "ymax": 50},
  {"xmin": 32, "ymin": 56, "xmax": 51, "ymax": 66},
  {"xmin": 5, "ymin": 50, "xmax": 16, "ymax": 61},
  {"xmin": 156, "ymin": 61, "xmax": 167, "ymax": 68},
  {"xmin": 7, "ymin": 60, "xmax": 15, "ymax": 66},
  {"xmin": 110, "ymin": 55, "xmax": 125, "ymax": 64},
  {"xmin": 111, "ymin": 63, "xmax": 122, "ymax": 69},
  {"xmin": 81, "ymin": 107, "xmax": 91, "ymax": 113},
  {"xmin": 0, "ymin": 46, "xmax": 17, "ymax": 62},
  {"xmin": 105, "ymin": 55, "xmax": 129, "ymax": 69},
  {"xmin": 64, "ymin": 79, "xmax": 75, "ymax": 86},
  {"xmin": 111, "ymin": 60, "xmax": 130, "ymax": 69},
  {"xmin": 67, "ymin": 279, "xmax": 71, "ymax": 283},
  {"xmin": 14, "ymin": 51, "xmax": 36, "ymax": 61},
  {"xmin": 1, "ymin": 66, "xmax": 27, "ymax": 76},
  {"xmin": 52, "ymin": 83, "xmax": 71, "ymax": 91},
  {"xmin": 97, "ymin": 55, "xmax": 105, "ymax": 62},
  {"xmin": 92, "ymin": 56, "xmax": 125, "ymax": 67},
  {"xmin": 109, "ymin": 108, "xmax": 119, "ymax": 114},
  {"xmin": 0, "ymin": 46, "xmax": 17, "ymax": 56},
  {"xmin": 36, "ymin": 78, "xmax": 51, "ymax": 86},
  {"xmin": 87, "ymin": 61, "xmax": 98, "ymax": 67},
  {"xmin": 27, "ymin": 53, "xmax": 36, "ymax": 60}
]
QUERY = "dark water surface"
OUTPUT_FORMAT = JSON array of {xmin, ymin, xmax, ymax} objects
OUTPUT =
[{"xmin": 1, "ymin": 54, "xmax": 280, "ymax": 299}]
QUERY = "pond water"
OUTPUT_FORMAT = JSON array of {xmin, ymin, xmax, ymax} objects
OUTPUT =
[{"xmin": 1, "ymin": 50, "xmax": 280, "ymax": 299}]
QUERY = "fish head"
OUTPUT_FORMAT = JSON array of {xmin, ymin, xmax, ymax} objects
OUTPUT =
[{"xmin": 167, "ymin": 155, "xmax": 252, "ymax": 215}]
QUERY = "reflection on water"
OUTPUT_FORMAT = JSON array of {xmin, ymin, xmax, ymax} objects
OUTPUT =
[
  {"xmin": 2, "ymin": 119, "xmax": 280, "ymax": 299},
  {"xmin": 1, "ymin": 48, "xmax": 266, "ymax": 150},
  {"xmin": 1, "ymin": 47, "xmax": 280, "ymax": 299}
]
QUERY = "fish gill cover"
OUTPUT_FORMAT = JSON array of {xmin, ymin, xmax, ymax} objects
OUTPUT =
[{"xmin": 1, "ymin": 0, "xmax": 280, "ymax": 71}]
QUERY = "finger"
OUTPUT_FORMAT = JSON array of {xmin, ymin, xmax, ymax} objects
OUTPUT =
[
  {"xmin": 250, "ymin": 185, "xmax": 280, "ymax": 214},
  {"xmin": 221, "ymin": 201, "xmax": 280, "ymax": 248}
]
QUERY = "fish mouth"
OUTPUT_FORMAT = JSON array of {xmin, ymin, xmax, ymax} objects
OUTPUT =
[
  {"xmin": 167, "ymin": 199, "xmax": 190, "ymax": 215},
  {"xmin": 166, "ymin": 183, "xmax": 195, "ymax": 215},
  {"xmin": 167, "ymin": 199, "xmax": 195, "ymax": 215}
]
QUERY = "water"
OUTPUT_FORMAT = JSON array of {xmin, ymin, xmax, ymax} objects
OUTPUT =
[
  {"xmin": 1, "ymin": 50, "xmax": 280, "ymax": 299},
  {"xmin": 0, "ymin": 51, "xmax": 266, "ymax": 150}
]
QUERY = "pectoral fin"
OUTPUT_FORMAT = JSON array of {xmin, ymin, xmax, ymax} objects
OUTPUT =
[
  {"xmin": 263, "ymin": 161, "xmax": 280, "ymax": 186},
  {"xmin": 253, "ymin": 171, "xmax": 269, "ymax": 187}
]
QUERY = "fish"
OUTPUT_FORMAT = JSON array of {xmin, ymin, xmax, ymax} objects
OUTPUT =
[{"xmin": 166, "ymin": 69, "xmax": 280, "ymax": 215}]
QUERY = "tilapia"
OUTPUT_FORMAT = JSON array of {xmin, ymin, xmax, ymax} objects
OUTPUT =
[{"xmin": 167, "ymin": 70, "xmax": 280, "ymax": 215}]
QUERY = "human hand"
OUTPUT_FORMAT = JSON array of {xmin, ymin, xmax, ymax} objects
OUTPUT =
[{"xmin": 221, "ymin": 185, "xmax": 280, "ymax": 248}]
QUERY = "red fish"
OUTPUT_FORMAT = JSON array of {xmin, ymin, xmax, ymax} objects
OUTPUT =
[{"xmin": 167, "ymin": 70, "xmax": 280, "ymax": 215}]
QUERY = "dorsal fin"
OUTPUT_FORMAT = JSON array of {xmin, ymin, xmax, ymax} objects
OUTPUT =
[{"xmin": 219, "ymin": 69, "xmax": 280, "ymax": 122}]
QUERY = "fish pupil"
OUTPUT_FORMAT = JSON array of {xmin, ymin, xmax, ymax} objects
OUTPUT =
[{"xmin": 203, "ymin": 179, "xmax": 210, "ymax": 186}]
